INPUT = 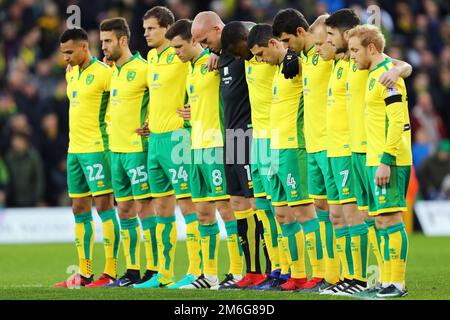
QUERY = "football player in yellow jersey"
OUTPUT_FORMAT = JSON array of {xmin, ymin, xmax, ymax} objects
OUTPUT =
[
  {"xmin": 219, "ymin": 21, "xmax": 290, "ymax": 290},
  {"xmin": 133, "ymin": 6, "xmax": 201, "ymax": 290},
  {"xmin": 98, "ymin": 18, "xmax": 154, "ymax": 287},
  {"xmin": 248, "ymin": 24, "xmax": 325, "ymax": 292},
  {"xmin": 165, "ymin": 19, "xmax": 242, "ymax": 290},
  {"xmin": 315, "ymin": 10, "xmax": 366, "ymax": 295},
  {"xmin": 192, "ymin": 12, "xmax": 270, "ymax": 289},
  {"xmin": 349, "ymin": 25, "xmax": 411, "ymax": 298},
  {"xmin": 273, "ymin": 10, "xmax": 340, "ymax": 292},
  {"xmin": 334, "ymin": 14, "xmax": 412, "ymax": 297},
  {"xmin": 323, "ymin": 9, "xmax": 413, "ymax": 296},
  {"xmin": 55, "ymin": 28, "xmax": 121, "ymax": 288}
]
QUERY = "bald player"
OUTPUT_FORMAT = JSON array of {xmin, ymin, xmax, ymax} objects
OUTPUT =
[{"xmin": 191, "ymin": 11, "xmax": 268, "ymax": 289}]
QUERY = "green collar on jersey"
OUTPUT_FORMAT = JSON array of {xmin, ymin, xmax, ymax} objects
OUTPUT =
[
  {"xmin": 116, "ymin": 52, "xmax": 140, "ymax": 74},
  {"xmin": 78, "ymin": 57, "xmax": 97, "ymax": 79},
  {"xmin": 369, "ymin": 57, "xmax": 392, "ymax": 74},
  {"xmin": 191, "ymin": 49, "xmax": 209, "ymax": 67}
]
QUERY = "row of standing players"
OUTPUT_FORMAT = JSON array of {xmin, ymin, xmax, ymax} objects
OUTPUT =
[{"xmin": 55, "ymin": 7, "xmax": 412, "ymax": 299}]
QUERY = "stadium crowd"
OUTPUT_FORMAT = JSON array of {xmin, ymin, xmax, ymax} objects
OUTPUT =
[{"xmin": 0, "ymin": 0, "xmax": 449, "ymax": 207}]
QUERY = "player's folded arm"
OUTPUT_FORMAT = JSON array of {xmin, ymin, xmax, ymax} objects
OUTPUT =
[{"xmin": 381, "ymin": 87, "xmax": 405, "ymax": 166}]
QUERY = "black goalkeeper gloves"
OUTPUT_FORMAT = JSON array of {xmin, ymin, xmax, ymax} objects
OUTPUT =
[{"xmin": 281, "ymin": 49, "xmax": 300, "ymax": 79}]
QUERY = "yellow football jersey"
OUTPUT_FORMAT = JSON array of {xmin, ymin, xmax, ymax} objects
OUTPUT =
[
  {"xmin": 147, "ymin": 46, "xmax": 189, "ymax": 133},
  {"xmin": 109, "ymin": 53, "xmax": 149, "ymax": 153},
  {"xmin": 245, "ymin": 57, "xmax": 276, "ymax": 139},
  {"xmin": 270, "ymin": 60, "xmax": 304, "ymax": 150},
  {"xmin": 301, "ymin": 45, "xmax": 333, "ymax": 153},
  {"xmin": 365, "ymin": 58, "xmax": 412, "ymax": 166},
  {"xmin": 347, "ymin": 59, "xmax": 368, "ymax": 153},
  {"xmin": 187, "ymin": 50, "xmax": 224, "ymax": 150},
  {"xmin": 66, "ymin": 57, "xmax": 112, "ymax": 153},
  {"xmin": 326, "ymin": 58, "xmax": 351, "ymax": 157}
]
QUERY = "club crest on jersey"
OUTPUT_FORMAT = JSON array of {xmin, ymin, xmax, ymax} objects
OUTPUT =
[
  {"xmin": 166, "ymin": 54, "xmax": 175, "ymax": 64},
  {"xmin": 369, "ymin": 78, "xmax": 376, "ymax": 90},
  {"xmin": 200, "ymin": 64, "xmax": 208, "ymax": 75},
  {"xmin": 352, "ymin": 63, "xmax": 357, "ymax": 72},
  {"xmin": 86, "ymin": 74, "xmax": 94, "ymax": 85},
  {"xmin": 337, "ymin": 67, "xmax": 343, "ymax": 79},
  {"xmin": 312, "ymin": 54, "xmax": 319, "ymax": 66},
  {"xmin": 127, "ymin": 70, "xmax": 136, "ymax": 81}
]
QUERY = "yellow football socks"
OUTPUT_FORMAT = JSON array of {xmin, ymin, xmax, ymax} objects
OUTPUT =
[
  {"xmin": 184, "ymin": 213, "xmax": 202, "ymax": 277},
  {"xmin": 335, "ymin": 227, "xmax": 354, "ymax": 280},
  {"xmin": 301, "ymin": 218, "xmax": 325, "ymax": 279},
  {"xmin": 224, "ymin": 219, "xmax": 243, "ymax": 275},
  {"xmin": 280, "ymin": 221, "xmax": 306, "ymax": 279},
  {"xmin": 379, "ymin": 229, "xmax": 391, "ymax": 285},
  {"xmin": 199, "ymin": 222, "xmax": 220, "ymax": 277},
  {"xmin": 317, "ymin": 210, "xmax": 340, "ymax": 284},
  {"xmin": 256, "ymin": 208, "xmax": 281, "ymax": 272},
  {"xmin": 387, "ymin": 222, "xmax": 409, "ymax": 286},
  {"xmin": 120, "ymin": 217, "xmax": 141, "ymax": 270},
  {"xmin": 141, "ymin": 216, "xmax": 158, "ymax": 272},
  {"xmin": 156, "ymin": 215, "xmax": 177, "ymax": 280},
  {"xmin": 98, "ymin": 209, "xmax": 120, "ymax": 278},
  {"xmin": 349, "ymin": 223, "xmax": 369, "ymax": 282},
  {"xmin": 276, "ymin": 220, "xmax": 290, "ymax": 275},
  {"xmin": 366, "ymin": 219, "xmax": 384, "ymax": 283},
  {"xmin": 74, "ymin": 212, "xmax": 94, "ymax": 277}
]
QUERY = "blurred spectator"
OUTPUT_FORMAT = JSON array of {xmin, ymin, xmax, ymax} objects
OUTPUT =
[
  {"xmin": 411, "ymin": 92, "xmax": 446, "ymax": 149},
  {"xmin": 38, "ymin": 112, "xmax": 68, "ymax": 206},
  {"xmin": 0, "ymin": 157, "xmax": 9, "ymax": 208},
  {"xmin": 418, "ymin": 139, "xmax": 450, "ymax": 200},
  {"xmin": 4, "ymin": 132, "xmax": 45, "ymax": 207},
  {"xmin": 412, "ymin": 128, "xmax": 434, "ymax": 168}
]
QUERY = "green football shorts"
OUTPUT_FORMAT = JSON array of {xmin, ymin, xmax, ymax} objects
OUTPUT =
[
  {"xmin": 251, "ymin": 138, "xmax": 271, "ymax": 198},
  {"xmin": 326, "ymin": 156, "xmax": 357, "ymax": 205},
  {"xmin": 148, "ymin": 130, "xmax": 191, "ymax": 199},
  {"xmin": 110, "ymin": 151, "xmax": 152, "ymax": 202},
  {"xmin": 352, "ymin": 152, "xmax": 369, "ymax": 211},
  {"xmin": 269, "ymin": 148, "xmax": 313, "ymax": 207},
  {"xmin": 190, "ymin": 147, "xmax": 230, "ymax": 202},
  {"xmin": 67, "ymin": 152, "xmax": 113, "ymax": 198},
  {"xmin": 366, "ymin": 165, "xmax": 411, "ymax": 216},
  {"xmin": 307, "ymin": 150, "xmax": 330, "ymax": 200}
]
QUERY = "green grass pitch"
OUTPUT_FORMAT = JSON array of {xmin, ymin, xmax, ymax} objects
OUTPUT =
[{"xmin": 0, "ymin": 233, "xmax": 449, "ymax": 300}]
